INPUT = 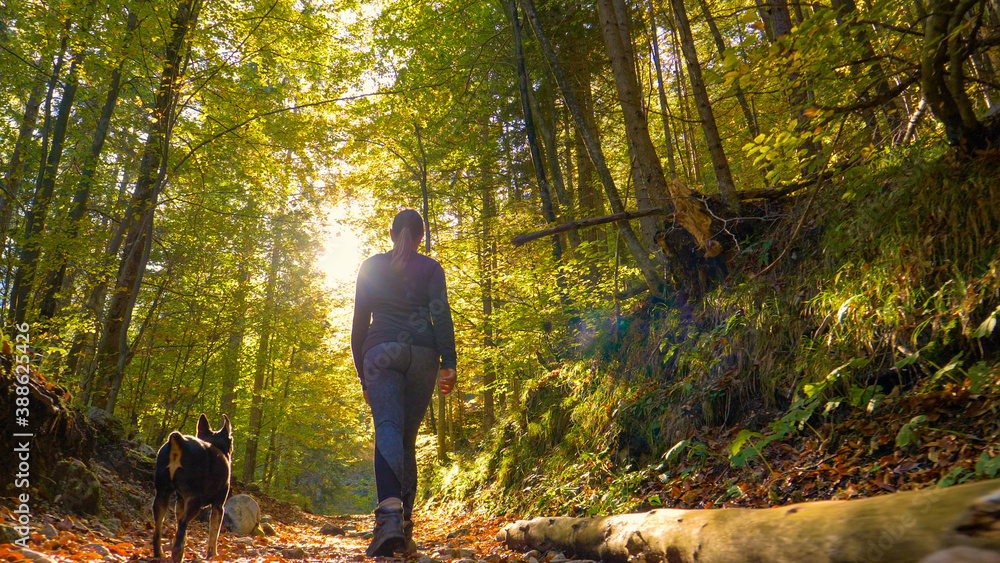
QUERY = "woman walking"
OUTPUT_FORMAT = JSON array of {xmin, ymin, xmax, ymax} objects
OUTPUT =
[{"xmin": 352, "ymin": 209, "xmax": 457, "ymax": 557}]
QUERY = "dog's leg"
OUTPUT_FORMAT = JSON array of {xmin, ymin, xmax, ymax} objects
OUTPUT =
[
  {"xmin": 207, "ymin": 504, "xmax": 223, "ymax": 558},
  {"xmin": 152, "ymin": 491, "xmax": 171, "ymax": 558},
  {"xmin": 171, "ymin": 497, "xmax": 201, "ymax": 563}
]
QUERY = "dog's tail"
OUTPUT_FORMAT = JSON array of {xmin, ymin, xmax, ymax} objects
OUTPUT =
[{"xmin": 167, "ymin": 431, "xmax": 184, "ymax": 479}]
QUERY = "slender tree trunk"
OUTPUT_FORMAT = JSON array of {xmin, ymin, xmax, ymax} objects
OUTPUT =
[
  {"xmin": 38, "ymin": 9, "xmax": 139, "ymax": 320},
  {"xmin": 667, "ymin": 14, "xmax": 696, "ymax": 180},
  {"xmin": 563, "ymin": 34, "xmax": 604, "ymax": 243},
  {"xmin": 533, "ymin": 78, "xmax": 582, "ymax": 249},
  {"xmin": 597, "ymin": 0, "xmax": 679, "ymax": 243},
  {"xmin": 695, "ymin": 0, "xmax": 758, "ymax": 137},
  {"xmin": 523, "ymin": 0, "xmax": 662, "ymax": 294},
  {"xmin": 1, "ymin": 74, "xmax": 46, "ymax": 253},
  {"xmin": 220, "ymin": 260, "xmax": 249, "ymax": 417},
  {"xmin": 8, "ymin": 35, "xmax": 86, "ymax": 324},
  {"xmin": 753, "ymin": 0, "xmax": 776, "ymax": 42},
  {"xmin": 668, "ymin": 0, "xmax": 741, "ymax": 211},
  {"xmin": 71, "ymin": 171, "xmax": 132, "ymax": 397},
  {"xmin": 479, "ymin": 152, "xmax": 496, "ymax": 430},
  {"xmin": 510, "ymin": 0, "xmax": 563, "ymax": 261},
  {"xmin": 90, "ymin": 0, "xmax": 203, "ymax": 405},
  {"xmin": 415, "ymin": 125, "xmax": 431, "ymax": 253},
  {"xmin": 648, "ymin": 3, "xmax": 678, "ymax": 179},
  {"xmin": 243, "ymin": 235, "xmax": 279, "ymax": 483}
]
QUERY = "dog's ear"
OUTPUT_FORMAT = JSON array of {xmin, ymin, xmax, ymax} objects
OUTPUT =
[
  {"xmin": 219, "ymin": 414, "xmax": 232, "ymax": 437},
  {"xmin": 197, "ymin": 413, "xmax": 212, "ymax": 439}
]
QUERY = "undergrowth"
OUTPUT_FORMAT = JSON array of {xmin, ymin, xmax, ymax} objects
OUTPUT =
[{"xmin": 422, "ymin": 148, "xmax": 1000, "ymax": 517}]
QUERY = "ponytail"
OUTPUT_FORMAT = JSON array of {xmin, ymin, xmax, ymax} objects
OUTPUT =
[
  {"xmin": 391, "ymin": 226, "xmax": 416, "ymax": 269},
  {"xmin": 389, "ymin": 209, "xmax": 424, "ymax": 269}
]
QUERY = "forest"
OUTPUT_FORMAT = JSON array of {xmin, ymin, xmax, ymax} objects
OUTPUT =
[{"xmin": 1, "ymin": 0, "xmax": 1000, "ymax": 560}]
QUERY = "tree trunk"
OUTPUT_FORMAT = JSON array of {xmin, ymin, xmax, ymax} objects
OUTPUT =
[
  {"xmin": 104, "ymin": 216, "xmax": 157, "ymax": 415},
  {"xmin": 668, "ymin": 0, "xmax": 741, "ymax": 212},
  {"xmin": 1, "ymin": 77, "xmax": 45, "ymax": 253},
  {"xmin": 219, "ymin": 260, "xmax": 249, "ymax": 417},
  {"xmin": 648, "ymin": 2, "xmax": 678, "ymax": 179},
  {"xmin": 511, "ymin": 1, "xmax": 564, "ymax": 262},
  {"xmin": 921, "ymin": 0, "xmax": 988, "ymax": 149},
  {"xmin": 437, "ymin": 388, "xmax": 448, "ymax": 461},
  {"xmin": 37, "ymin": 8, "xmax": 139, "ymax": 320},
  {"xmin": 596, "ymin": 0, "xmax": 672, "ymax": 247},
  {"xmin": 415, "ymin": 125, "xmax": 432, "ymax": 253},
  {"xmin": 479, "ymin": 150, "xmax": 496, "ymax": 431},
  {"xmin": 72, "ymin": 175, "xmax": 132, "ymax": 400},
  {"xmin": 694, "ymin": 0, "xmax": 758, "ymax": 138},
  {"xmin": 498, "ymin": 479, "xmax": 1000, "ymax": 563},
  {"xmin": 90, "ymin": 0, "xmax": 202, "ymax": 406},
  {"xmin": 571, "ymin": 69, "xmax": 604, "ymax": 243},
  {"xmin": 522, "ymin": 0, "xmax": 662, "ymax": 295},
  {"xmin": 243, "ymin": 234, "xmax": 279, "ymax": 483},
  {"xmin": 9, "ymin": 41, "xmax": 87, "ymax": 325},
  {"xmin": 533, "ymin": 78, "xmax": 582, "ymax": 249}
]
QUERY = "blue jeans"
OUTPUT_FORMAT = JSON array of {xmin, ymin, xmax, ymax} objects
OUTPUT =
[{"xmin": 363, "ymin": 342, "xmax": 439, "ymax": 518}]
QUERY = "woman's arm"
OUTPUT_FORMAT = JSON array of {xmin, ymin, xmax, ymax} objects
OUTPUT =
[
  {"xmin": 351, "ymin": 261, "xmax": 373, "ymax": 389},
  {"xmin": 428, "ymin": 263, "xmax": 457, "ymax": 371}
]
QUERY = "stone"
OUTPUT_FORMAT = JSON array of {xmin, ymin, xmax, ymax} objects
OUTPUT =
[
  {"xmin": 319, "ymin": 523, "xmax": 345, "ymax": 536},
  {"xmin": 261, "ymin": 515, "xmax": 272, "ymax": 524},
  {"xmin": 524, "ymin": 551, "xmax": 541, "ymax": 561},
  {"xmin": 0, "ymin": 525, "xmax": 20, "ymax": 543},
  {"xmin": 361, "ymin": 531, "xmax": 373, "ymax": 540},
  {"xmin": 455, "ymin": 549, "xmax": 476, "ymax": 558},
  {"xmin": 261, "ymin": 522, "xmax": 277, "ymax": 536},
  {"xmin": 281, "ymin": 547, "xmax": 307, "ymax": 559},
  {"xmin": 39, "ymin": 524, "xmax": 58, "ymax": 539},
  {"xmin": 342, "ymin": 523, "xmax": 357, "ymax": 531},
  {"xmin": 223, "ymin": 494, "xmax": 262, "ymax": 536},
  {"xmin": 86, "ymin": 407, "xmax": 126, "ymax": 445},
  {"xmin": 446, "ymin": 527, "xmax": 469, "ymax": 539},
  {"xmin": 526, "ymin": 558, "xmax": 538, "ymax": 563},
  {"xmin": 14, "ymin": 549, "xmax": 54, "ymax": 563},
  {"xmin": 417, "ymin": 557, "xmax": 435, "ymax": 563},
  {"xmin": 83, "ymin": 544, "xmax": 111, "ymax": 557},
  {"xmin": 100, "ymin": 518, "xmax": 121, "ymax": 536},
  {"xmin": 135, "ymin": 443, "xmax": 157, "ymax": 457},
  {"xmin": 47, "ymin": 459, "xmax": 102, "ymax": 515},
  {"xmin": 233, "ymin": 538, "xmax": 254, "ymax": 546},
  {"xmin": 455, "ymin": 559, "xmax": 477, "ymax": 563},
  {"xmin": 485, "ymin": 555, "xmax": 502, "ymax": 563}
]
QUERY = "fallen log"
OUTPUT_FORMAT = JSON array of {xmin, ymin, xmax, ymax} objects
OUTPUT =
[
  {"xmin": 511, "ymin": 207, "xmax": 668, "ymax": 247},
  {"xmin": 497, "ymin": 479, "xmax": 1000, "ymax": 563}
]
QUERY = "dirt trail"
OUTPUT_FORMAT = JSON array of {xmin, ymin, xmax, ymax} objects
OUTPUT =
[{"xmin": 0, "ymin": 502, "xmax": 522, "ymax": 563}]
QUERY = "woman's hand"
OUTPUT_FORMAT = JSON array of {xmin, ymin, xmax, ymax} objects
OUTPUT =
[{"xmin": 438, "ymin": 368, "xmax": 457, "ymax": 395}]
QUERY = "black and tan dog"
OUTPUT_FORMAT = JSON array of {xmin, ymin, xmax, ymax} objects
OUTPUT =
[{"xmin": 152, "ymin": 414, "xmax": 232, "ymax": 562}]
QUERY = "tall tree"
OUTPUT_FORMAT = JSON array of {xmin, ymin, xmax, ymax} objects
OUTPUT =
[
  {"xmin": 37, "ymin": 8, "xmax": 139, "ymax": 320},
  {"xmin": 243, "ymin": 231, "xmax": 280, "ymax": 482},
  {"xmin": 668, "ymin": 0, "xmax": 740, "ymax": 211},
  {"xmin": 522, "ymin": 0, "xmax": 662, "ymax": 294},
  {"xmin": 90, "ymin": 0, "xmax": 203, "ymax": 409}
]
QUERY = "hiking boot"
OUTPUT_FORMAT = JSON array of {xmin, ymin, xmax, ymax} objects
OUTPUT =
[
  {"xmin": 403, "ymin": 520, "xmax": 417, "ymax": 555},
  {"xmin": 365, "ymin": 507, "xmax": 405, "ymax": 557}
]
